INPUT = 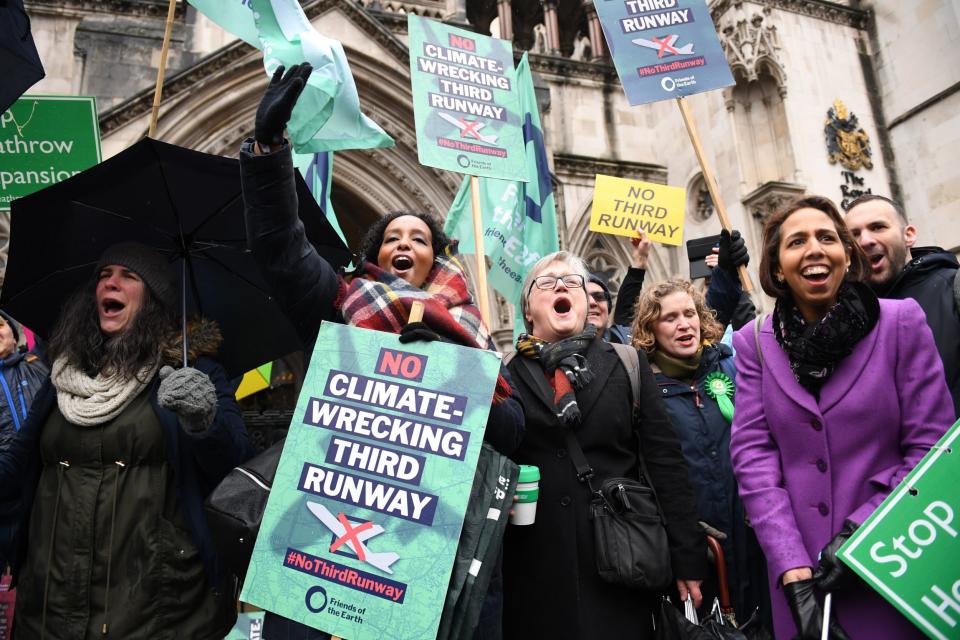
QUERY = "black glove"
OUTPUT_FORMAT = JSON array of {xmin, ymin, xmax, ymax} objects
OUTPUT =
[
  {"xmin": 814, "ymin": 521, "xmax": 859, "ymax": 592},
  {"xmin": 718, "ymin": 228, "xmax": 749, "ymax": 275},
  {"xmin": 255, "ymin": 63, "xmax": 313, "ymax": 146},
  {"xmin": 398, "ymin": 322, "xmax": 442, "ymax": 344},
  {"xmin": 784, "ymin": 578, "xmax": 851, "ymax": 640}
]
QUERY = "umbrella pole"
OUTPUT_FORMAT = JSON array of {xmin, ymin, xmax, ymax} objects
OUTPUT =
[
  {"xmin": 148, "ymin": 0, "xmax": 179, "ymax": 138},
  {"xmin": 182, "ymin": 261, "xmax": 188, "ymax": 367}
]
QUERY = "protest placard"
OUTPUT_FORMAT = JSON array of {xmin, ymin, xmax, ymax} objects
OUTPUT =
[
  {"xmin": 408, "ymin": 15, "xmax": 527, "ymax": 181},
  {"xmin": 593, "ymin": 0, "xmax": 734, "ymax": 105},
  {"xmin": 589, "ymin": 174, "xmax": 686, "ymax": 245},
  {"xmin": 0, "ymin": 95, "xmax": 101, "ymax": 212},
  {"xmin": 240, "ymin": 322, "xmax": 501, "ymax": 639},
  {"xmin": 838, "ymin": 419, "xmax": 960, "ymax": 640}
]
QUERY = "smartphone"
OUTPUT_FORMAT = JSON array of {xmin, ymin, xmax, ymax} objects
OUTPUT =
[{"xmin": 686, "ymin": 234, "xmax": 722, "ymax": 280}]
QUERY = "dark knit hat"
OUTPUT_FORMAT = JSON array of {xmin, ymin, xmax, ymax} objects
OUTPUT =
[
  {"xmin": 588, "ymin": 272, "xmax": 612, "ymax": 311},
  {"xmin": 96, "ymin": 242, "xmax": 176, "ymax": 308}
]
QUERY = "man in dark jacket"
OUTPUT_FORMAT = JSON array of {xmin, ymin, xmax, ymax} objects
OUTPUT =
[{"xmin": 846, "ymin": 195, "xmax": 960, "ymax": 415}]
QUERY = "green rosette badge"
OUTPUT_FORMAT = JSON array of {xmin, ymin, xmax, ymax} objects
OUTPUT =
[{"xmin": 704, "ymin": 372, "xmax": 735, "ymax": 423}]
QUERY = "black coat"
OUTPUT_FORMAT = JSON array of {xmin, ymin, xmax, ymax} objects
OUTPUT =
[
  {"xmin": 879, "ymin": 247, "xmax": 960, "ymax": 415},
  {"xmin": 503, "ymin": 339, "xmax": 706, "ymax": 639}
]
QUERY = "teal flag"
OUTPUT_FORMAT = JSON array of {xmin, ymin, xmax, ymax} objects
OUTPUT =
[
  {"xmin": 188, "ymin": 0, "xmax": 393, "ymax": 152},
  {"xmin": 443, "ymin": 54, "xmax": 559, "ymax": 340},
  {"xmin": 240, "ymin": 323, "xmax": 500, "ymax": 639},
  {"xmin": 188, "ymin": 0, "xmax": 259, "ymax": 47},
  {"xmin": 292, "ymin": 150, "xmax": 348, "ymax": 247}
]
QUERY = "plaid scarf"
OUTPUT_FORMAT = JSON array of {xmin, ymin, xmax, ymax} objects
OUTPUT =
[
  {"xmin": 516, "ymin": 325, "xmax": 597, "ymax": 427},
  {"xmin": 338, "ymin": 242, "xmax": 511, "ymax": 402},
  {"xmin": 339, "ymin": 243, "xmax": 490, "ymax": 348}
]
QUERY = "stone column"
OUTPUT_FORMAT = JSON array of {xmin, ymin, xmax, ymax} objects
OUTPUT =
[
  {"xmin": 584, "ymin": 1, "xmax": 606, "ymax": 60},
  {"xmin": 497, "ymin": 0, "xmax": 513, "ymax": 41},
  {"xmin": 541, "ymin": 0, "xmax": 561, "ymax": 54}
]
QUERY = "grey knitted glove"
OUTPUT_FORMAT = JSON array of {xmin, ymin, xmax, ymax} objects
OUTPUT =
[{"xmin": 158, "ymin": 366, "xmax": 218, "ymax": 433}]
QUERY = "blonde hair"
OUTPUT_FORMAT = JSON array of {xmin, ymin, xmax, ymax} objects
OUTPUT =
[{"xmin": 630, "ymin": 278, "xmax": 724, "ymax": 355}]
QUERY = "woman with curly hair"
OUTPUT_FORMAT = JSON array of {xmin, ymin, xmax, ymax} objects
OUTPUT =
[
  {"xmin": 632, "ymin": 278, "xmax": 768, "ymax": 625},
  {"xmin": 240, "ymin": 64, "xmax": 524, "ymax": 640}
]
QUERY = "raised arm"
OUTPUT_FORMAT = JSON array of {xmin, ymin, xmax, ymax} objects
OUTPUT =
[{"xmin": 240, "ymin": 64, "xmax": 341, "ymax": 347}]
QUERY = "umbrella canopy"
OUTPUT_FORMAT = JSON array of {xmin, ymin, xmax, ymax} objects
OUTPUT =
[
  {"xmin": 1, "ymin": 137, "xmax": 352, "ymax": 377},
  {"xmin": 0, "ymin": 0, "xmax": 45, "ymax": 114}
]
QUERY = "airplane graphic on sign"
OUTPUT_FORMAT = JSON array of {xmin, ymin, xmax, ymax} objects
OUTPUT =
[
  {"xmin": 307, "ymin": 501, "xmax": 401, "ymax": 574},
  {"xmin": 632, "ymin": 34, "xmax": 695, "ymax": 57}
]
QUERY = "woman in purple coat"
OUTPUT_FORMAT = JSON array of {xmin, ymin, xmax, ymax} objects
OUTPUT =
[{"xmin": 730, "ymin": 195, "xmax": 954, "ymax": 639}]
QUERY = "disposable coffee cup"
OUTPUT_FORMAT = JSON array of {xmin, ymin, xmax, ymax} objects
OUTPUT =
[{"xmin": 510, "ymin": 465, "xmax": 540, "ymax": 525}]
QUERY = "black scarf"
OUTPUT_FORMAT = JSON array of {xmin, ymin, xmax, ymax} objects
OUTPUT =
[
  {"xmin": 516, "ymin": 325, "xmax": 597, "ymax": 427},
  {"xmin": 773, "ymin": 281, "xmax": 879, "ymax": 394}
]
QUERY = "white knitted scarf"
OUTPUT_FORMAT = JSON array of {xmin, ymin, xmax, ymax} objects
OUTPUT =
[{"xmin": 51, "ymin": 356, "xmax": 160, "ymax": 426}]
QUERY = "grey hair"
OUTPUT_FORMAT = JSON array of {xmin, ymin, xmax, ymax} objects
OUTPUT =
[{"xmin": 519, "ymin": 251, "xmax": 591, "ymax": 333}]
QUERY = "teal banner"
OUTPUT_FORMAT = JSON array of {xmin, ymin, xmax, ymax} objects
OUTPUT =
[
  {"xmin": 594, "ymin": 0, "xmax": 734, "ymax": 105},
  {"xmin": 838, "ymin": 419, "xmax": 960, "ymax": 639},
  {"xmin": 240, "ymin": 323, "xmax": 500, "ymax": 639},
  {"xmin": 444, "ymin": 53, "xmax": 559, "ymax": 340},
  {"xmin": 408, "ymin": 15, "xmax": 527, "ymax": 181},
  {"xmin": 0, "ymin": 95, "xmax": 101, "ymax": 212}
]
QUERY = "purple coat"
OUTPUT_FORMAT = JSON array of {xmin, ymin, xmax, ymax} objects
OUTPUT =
[{"xmin": 731, "ymin": 298, "xmax": 954, "ymax": 639}]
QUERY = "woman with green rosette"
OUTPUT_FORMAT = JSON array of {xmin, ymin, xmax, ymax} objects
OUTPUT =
[{"xmin": 632, "ymin": 279, "xmax": 768, "ymax": 625}]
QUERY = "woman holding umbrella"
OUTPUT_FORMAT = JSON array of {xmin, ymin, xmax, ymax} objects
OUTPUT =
[
  {"xmin": 730, "ymin": 195, "xmax": 953, "ymax": 639},
  {"xmin": 1, "ymin": 242, "xmax": 253, "ymax": 639},
  {"xmin": 241, "ymin": 66, "xmax": 524, "ymax": 639}
]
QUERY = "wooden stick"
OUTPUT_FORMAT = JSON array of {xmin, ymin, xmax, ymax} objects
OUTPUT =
[
  {"xmin": 675, "ymin": 96, "xmax": 752, "ymax": 293},
  {"xmin": 148, "ymin": 0, "xmax": 179, "ymax": 138},
  {"xmin": 408, "ymin": 300, "xmax": 425, "ymax": 324},
  {"xmin": 469, "ymin": 176, "xmax": 493, "ymax": 328}
]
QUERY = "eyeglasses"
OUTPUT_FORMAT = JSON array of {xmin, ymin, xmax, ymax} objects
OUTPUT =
[
  {"xmin": 530, "ymin": 274, "xmax": 585, "ymax": 292},
  {"xmin": 588, "ymin": 291, "xmax": 610, "ymax": 304}
]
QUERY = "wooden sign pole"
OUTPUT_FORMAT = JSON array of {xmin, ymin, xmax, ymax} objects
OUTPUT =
[
  {"xmin": 675, "ymin": 96, "xmax": 752, "ymax": 293},
  {"xmin": 148, "ymin": 0, "xmax": 178, "ymax": 138},
  {"xmin": 469, "ymin": 175, "xmax": 493, "ymax": 329}
]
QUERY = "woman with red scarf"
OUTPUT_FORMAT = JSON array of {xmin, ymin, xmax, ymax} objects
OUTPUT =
[{"xmin": 240, "ymin": 64, "xmax": 524, "ymax": 640}]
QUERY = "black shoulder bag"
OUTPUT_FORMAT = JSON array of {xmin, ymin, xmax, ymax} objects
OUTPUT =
[{"xmin": 565, "ymin": 429, "xmax": 672, "ymax": 590}]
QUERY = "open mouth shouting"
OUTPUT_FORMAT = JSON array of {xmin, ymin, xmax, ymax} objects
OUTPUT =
[
  {"xmin": 553, "ymin": 296, "xmax": 573, "ymax": 317},
  {"xmin": 390, "ymin": 254, "xmax": 414, "ymax": 277},
  {"xmin": 100, "ymin": 296, "xmax": 126, "ymax": 319}
]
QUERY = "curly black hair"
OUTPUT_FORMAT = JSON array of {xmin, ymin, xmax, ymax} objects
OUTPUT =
[{"xmin": 357, "ymin": 211, "xmax": 449, "ymax": 267}]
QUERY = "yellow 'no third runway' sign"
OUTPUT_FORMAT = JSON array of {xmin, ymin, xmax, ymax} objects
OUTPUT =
[{"xmin": 589, "ymin": 174, "xmax": 686, "ymax": 246}]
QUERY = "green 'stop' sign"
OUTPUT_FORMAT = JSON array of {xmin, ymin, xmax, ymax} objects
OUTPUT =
[
  {"xmin": 240, "ymin": 322, "xmax": 500, "ymax": 639},
  {"xmin": 839, "ymin": 419, "xmax": 960, "ymax": 640},
  {"xmin": 0, "ymin": 95, "xmax": 102, "ymax": 212},
  {"xmin": 408, "ymin": 15, "xmax": 528, "ymax": 181}
]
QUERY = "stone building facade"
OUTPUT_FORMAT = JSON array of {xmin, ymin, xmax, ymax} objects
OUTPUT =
[{"xmin": 19, "ymin": 0, "xmax": 960, "ymax": 345}]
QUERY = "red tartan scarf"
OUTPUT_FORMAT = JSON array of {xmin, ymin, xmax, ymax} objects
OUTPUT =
[{"xmin": 337, "ymin": 243, "xmax": 511, "ymax": 401}]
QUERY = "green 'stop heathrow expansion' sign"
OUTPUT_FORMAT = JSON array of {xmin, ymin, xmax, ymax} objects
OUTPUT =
[
  {"xmin": 593, "ymin": 0, "xmax": 734, "ymax": 105},
  {"xmin": 838, "ymin": 419, "xmax": 960, "ymax": 639},
  {"xmin": 0, "ymin": 95, "xmax": 102, "ymax": 212},
  {"xmin": 408, "ymin": 15, "xmax": 527, "ymax": 181},
  {"xmin": 241, "ymin": 322, "xmax": 500, "ymax": 639}
]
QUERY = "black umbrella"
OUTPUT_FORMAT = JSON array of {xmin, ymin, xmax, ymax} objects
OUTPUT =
[
  {"xmin": 0, "ymin": 137, "xmax": 352, "ymax": 377},
  {"xmin": 0, "ymin": 0, "xmax": 45, "ymax": 114}
]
